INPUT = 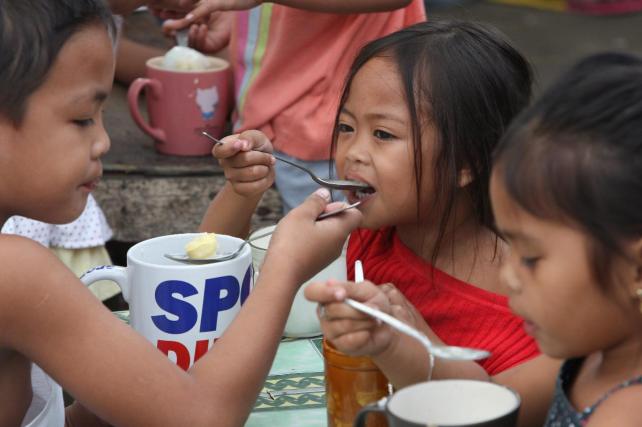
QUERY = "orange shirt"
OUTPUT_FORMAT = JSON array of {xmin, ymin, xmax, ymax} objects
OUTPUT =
[{"xmin": 231, "ymin": 2, "xmax": 426, "ymax": 161}]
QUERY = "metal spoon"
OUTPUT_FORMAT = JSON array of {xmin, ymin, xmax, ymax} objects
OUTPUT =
[
  {"xmin": 345, "ymin": 298, "xmax": 490, "ymax": 361},
  {"xmin": 164, "ymin": 201, "xmax": 362, "ymax": 264},
  {"xmin": 202, "ymin": 131, "xmax": 372, "ymax": 192},
  {"xmin": 175, "ymin": 29, "xmax": 189, "ymax": 47},
  {"xmin": 165, "ymin": 228, "xmax": 274, "ymax": 265}
]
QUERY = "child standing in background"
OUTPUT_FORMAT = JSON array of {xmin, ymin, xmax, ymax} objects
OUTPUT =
[
  {"xmin": 162, "ymin": 0, "xmax": 426, "ymax": 212},
  {"xmin": 0, "ymin": 1, "xmax": 360, "ymax": 426},
  {"xmin": 203, "ymin": 20, "xmax": 555, "ymax": 424},
  {"xmin": 309, "ymin": 52, "xmax": 642, "ymax": 426}
]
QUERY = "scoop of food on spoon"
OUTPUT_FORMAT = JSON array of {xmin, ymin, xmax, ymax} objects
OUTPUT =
[{"xmin": 164, "ymin": 199, "xmax": 362, "ymax": 264}]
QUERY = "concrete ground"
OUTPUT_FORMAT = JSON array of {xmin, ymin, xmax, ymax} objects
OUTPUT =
[{"xmin": 428, "ymin": 1, "xmax": 642, "ymax": 90}]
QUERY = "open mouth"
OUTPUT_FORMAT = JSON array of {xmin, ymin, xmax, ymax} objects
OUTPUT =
[{"xmin": 349, "ymin": 186, "xmax": 376, "ymax": 203}]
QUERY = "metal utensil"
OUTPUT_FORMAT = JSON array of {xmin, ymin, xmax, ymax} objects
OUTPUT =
[
  {"xmin": 165, "ymin": 228, "xmax": 275, "ymax": 265},
  {"xmin": 201, "ymin": 131, "xmax": 372, "ymax": 192},
  {"xmin": 354, "ymin": 260, "xmax": 364, "ymax": 283},
  {"xmin": 317, "ymin": 200, "xmax": 362, "ymax": 220},
  {"xmin": 164, "ymin": 201, "xmax": 362, "ymax": 265},
  {"xmin": 345, "ymin": 298, "xmax": 490, "ymax": 361},
  {"xmin": 175, "ymin": 29, "xmax": 189, "ymax": 47}
]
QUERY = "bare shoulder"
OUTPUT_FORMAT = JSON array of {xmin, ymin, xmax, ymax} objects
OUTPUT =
[
  {"xmin": 586, "ymin": 382, "xmax": 642, "ymax": 426},
  {"xmin": 0, "ymin": 234, "xmax": 80, "ymax": 345},
  {"xmin": 0, "ymin": 234, "xmax": 70, "ymax": 293}
]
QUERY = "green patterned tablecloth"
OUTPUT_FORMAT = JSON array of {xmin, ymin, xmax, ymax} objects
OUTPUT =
[
  {"xmin": 113, "ymin": 311, "xmax": 327, "ymax": 426},
  {"xmin": 247, "ymin": 338, "xmax": 327, "ymax": 427}
]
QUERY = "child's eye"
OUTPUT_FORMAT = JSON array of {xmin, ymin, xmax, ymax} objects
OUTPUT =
[
  {"xmin": 520, "ymin": 256, "xmax": 540, "ymax": 269},
  {"xmin": 73, "ymin": 118, "xmax": 95, "ymax": 127},
  {"xmin": 337, "ymin": 123, "xmax": 353, "ymax": 133},
  {"xmin": 373, "ymin": 129, "xmax": 395, "ymax": 140}
]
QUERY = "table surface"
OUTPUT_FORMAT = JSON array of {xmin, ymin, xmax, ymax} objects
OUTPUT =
[
  {"xmin": 113, "ymin": 311, "xmax": 328, "ymax": 426},
  {"xmin": 248, "ymin": 338, "xmax": 327, "ymax": 427}
]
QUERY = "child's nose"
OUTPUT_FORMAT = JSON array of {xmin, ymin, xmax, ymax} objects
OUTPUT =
[
  {"xmin": 344, "ymin": 132, "xmax": 370, "ymax": 165},
  {"xmin": 92, "ymin": 128, "xmax": 111, "ymax": 159}
]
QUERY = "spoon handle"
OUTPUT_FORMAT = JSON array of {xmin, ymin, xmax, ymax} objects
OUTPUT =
[
  {"xmin": 345, "ymin": 298, "xmax": 428, "ymax": 345},
  {"xmin": 354, "ymin": 260, "xmax": 364, "ymax": 283},
  {"xmin": 317, "ymin": 201, "xmax": 362, "ymax": 220},
  {"xmin": 202, "ymin": 131, "xmax": 326, "ymax": 185}
]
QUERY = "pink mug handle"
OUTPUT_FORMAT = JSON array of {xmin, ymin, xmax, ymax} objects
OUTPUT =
[{"xmin": 127, "ymin": 77, "xmax": 166, "ymax": 142}]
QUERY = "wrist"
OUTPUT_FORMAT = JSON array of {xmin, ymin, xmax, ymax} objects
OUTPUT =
[{"xmin": 258, "ymin": 253, "xmax": 302, "ymax": 294}]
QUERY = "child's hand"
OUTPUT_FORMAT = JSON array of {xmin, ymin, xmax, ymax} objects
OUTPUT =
[
  {"xmin": 214, "ymin": 130, "xmax": 276, "ymax": 197},
  {"xmin": 162, "ymin": 0, "xmax": 258, "ymax": 52},
  {"xmin": 163, "ymin": 11, "xmax": 233, "ymax": 53},
  {"xmin": 304, "ymin": 280, "xmax": 398, "ymax": 357},
  {"xmin": 380, "ymin": 283, "xmax": 425, "ymax": 332},
  {"xmin": 262, "ymin": 189, "xmax": 362, "ymax": 286}
]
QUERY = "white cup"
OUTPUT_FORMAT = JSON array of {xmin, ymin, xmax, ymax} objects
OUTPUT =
[
  {"xmin": 249, "ymin": 225, "xmax": 347, "ymax": 338},
  {"xmin": 80, "ymin": 233, "xmax": 253, "ymax": 370},
  {"xmin": 355, "ymin": 380, "xmax": 521, "ymax": 427}
]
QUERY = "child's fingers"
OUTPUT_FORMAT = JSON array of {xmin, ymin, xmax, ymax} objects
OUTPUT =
[
  {"xmin": 162, "ymin": 2, "xmax": 215, "ymax": 32},
  {"xmin": 212, "ymin": 136, "xmax": 249, "ymax": 159},
  {"xmin": 321, "ymin": 300, "xmax": 373, "ymax": 322},
  {"xmin": 188, "ymin": 23, "xmax": 199, "ymax": 45},
  {"xmin": 237, "ymin": 130, "xmax": 274, "ymax": 154},
  {"xmin": 305, "ymin": 280, "xmax": 347, "ymax": 304},
  {"xmin": 380, "ymin": 283, "xmax": 407, "ymax": 306},
  {"xmin": 163, "ymin": 17, "xmax": 191, "ymax": 34},
  {"xmin": 222, "ymin": 163, "xmax": 271, "ymax": 183},
  {"xmin": 195, "ymin": 24, "xmax": 209, "ymax": 51},
  {"xmin": 343, "ymin": 281, "xmax": 391, "ymax": 311},
  {"xmin": 219, "ymin": 150, "xmax": 275, "ymax": 170},
  {"xmin": 326, "ymin": 330, "xmax": 378, "ymax": 354},
  {"xmin": 229, "ymin": 179, "xmax": 273, "ymax": 195}
]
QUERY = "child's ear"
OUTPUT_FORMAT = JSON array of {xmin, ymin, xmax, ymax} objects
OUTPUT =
[
  {"xmin": 458, "ymin": 168, "xmax": 473, "ymax": 188},
  {"xmin": 632, "ymin": 239, "xmax": 642, "ymax": 284},
  {"xmin": 626, "ymin": 239, "xmax": 642, "ymax": 307}
]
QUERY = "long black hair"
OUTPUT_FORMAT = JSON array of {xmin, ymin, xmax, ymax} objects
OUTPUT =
[
  {"xmin": 0, "ymin": 0, "xmax": 115, "ymax": 124},
  {"xmin": 494, "ymin": 52, "xmax": 642, "ymax": 284},
  {"xmin": 331, "ymin": 20, "xmax": 532, "ymax": 263}
]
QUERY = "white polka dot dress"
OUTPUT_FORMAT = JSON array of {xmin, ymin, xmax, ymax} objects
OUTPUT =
[{"xmin": 1, "ymin": 195, "xmax": 112, "ymax": 248}]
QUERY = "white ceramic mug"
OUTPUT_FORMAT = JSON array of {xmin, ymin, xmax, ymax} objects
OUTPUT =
[
  {"xmin": 81, "ymin": 233, "xmax": 253, "ymax": 370},
  {"xmin": 249, "ymin": 225, "xmax": 347, "ymax": 338},
  {"xmin": 354, "ymin": 380, "xmax": 521, "ymax": 427}
]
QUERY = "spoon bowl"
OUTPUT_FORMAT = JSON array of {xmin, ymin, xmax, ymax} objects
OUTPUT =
[
  {"xmin": 165, "ymin": 201, "xmax": 362, "ymax": 265},
  {"xmin": 165, "ymin": 228, "xmax": 274, "ymax": 264}
]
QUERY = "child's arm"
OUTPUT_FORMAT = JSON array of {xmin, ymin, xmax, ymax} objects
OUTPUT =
[
  {"xmin": 305, "ymin": 280, "xmax": 560, "ymax": 427},
  {"xmin": 199, "ymin": 130, "xmax": 275, "ymax": 238},
  {"xmin": 162, "ymin": 0, "xmax": 413, "ymax": 45},
  {"xmin": 109, "ymin": 0, "xmax": 193, "ymax": 14},
  {"xmin": 0, "ymin": 190, "xmax": 360, "ymax": 427}
]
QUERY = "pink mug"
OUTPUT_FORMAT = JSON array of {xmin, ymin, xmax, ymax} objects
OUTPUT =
[{"xmin": 128, "ymin": 56, "xmax": 231, "ymax": 156}]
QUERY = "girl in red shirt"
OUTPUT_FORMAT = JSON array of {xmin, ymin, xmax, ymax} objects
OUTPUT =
[{"xmin": 206, "ymin": 20, "xmax": 558, "ymax": 426}]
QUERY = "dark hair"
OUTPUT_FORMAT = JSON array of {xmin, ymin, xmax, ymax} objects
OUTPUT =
[
  {"xmin": 331, "ymin": 20, "xmax": 532, "ymax": 263},
  {"xmin": 494, "ymin": 52, "xmax": 642, "ymax": 284},
  {"xmin": 0, "ymin": 0, "xmax": 115, "ymax": 124}
]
